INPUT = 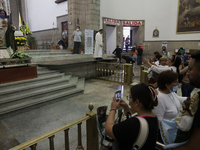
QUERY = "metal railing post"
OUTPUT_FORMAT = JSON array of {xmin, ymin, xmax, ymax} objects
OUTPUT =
[
  {"xmin": 30, "ymin": 144, "xmax": 37, "ymax": 150},
  {"xmin": 64, "ymin": 129, "xmax": 70, "ymax": 150},
  {"xmin": 86, "ymin": 103, "xmax": 98, "ymax": 150},
  {"xmin": 48, "ymin": 135, "xmax": 55, "ymax": 150},
  {"xmin": 140, "ymin": 62, "xmax": 144, "ymax": 83},
  {"xmin": 76, "ymin": 123, "xmax": 84, "ymax": 150}
]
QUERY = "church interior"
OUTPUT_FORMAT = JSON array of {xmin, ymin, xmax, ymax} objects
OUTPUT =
[{"xmin": 0, "ymin": 0, "xmax": 200, "ymax": 150}]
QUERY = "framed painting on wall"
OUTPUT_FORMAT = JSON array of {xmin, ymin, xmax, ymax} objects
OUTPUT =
[
  {"xmin": 177, "ymin": 0, "xmax": 200, "ymax": 33},
  {"xmin": 153, "ymin": 29, "xmax": 159, "ymax": 37}
]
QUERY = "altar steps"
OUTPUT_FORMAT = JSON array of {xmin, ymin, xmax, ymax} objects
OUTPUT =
[
  {"xmin": 24, "ymin": 49, "xmax": 94, "ymax": 63},
  {"xmin": 0, "ymin": 67, "xmax": 85, "ymax": 119}
]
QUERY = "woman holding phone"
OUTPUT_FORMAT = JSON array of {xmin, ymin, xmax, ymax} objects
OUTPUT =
[{"xmin": 105, "ymin": 83, "xmax": 158, "ymax": 150}]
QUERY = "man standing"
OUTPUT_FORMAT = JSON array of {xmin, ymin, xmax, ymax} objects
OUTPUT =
[
  {"xmin": 137, "ymin": 46, "xmax": 143, "ymax": 65},
  {"xmin": 160, "ymin": 46, "xmax": 170, "ymax": 58},
  {"xmin": 112, "ymin": 45, "xmax": 122, "ymax": 63},
  {"xmin": 94, "ymin": 29, "xmax": 103, "ymax": 59},
  {"xmin": 72, "ymin": 26, "xmax": 82, "ymax": 54},
  {"xmin": 175, "ymin": 51, "xmax": 200, "ymax": 150},
  {"xmin": 125, "ymin": 35, "xmax": 130, "ymax": 53}
]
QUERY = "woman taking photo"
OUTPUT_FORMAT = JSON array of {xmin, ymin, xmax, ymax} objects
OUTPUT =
[
  {"xmin": 153, "ymin": 70, "xmax": 187, "ymax": 121},
  {"xmin": 105, "ymin": 83, "xmax": 158, "ymax": 150}
]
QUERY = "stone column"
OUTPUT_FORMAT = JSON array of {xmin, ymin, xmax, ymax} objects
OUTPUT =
[{"xmin": 68, "ymin": 0, "xmax": 100, "ymax": 50}]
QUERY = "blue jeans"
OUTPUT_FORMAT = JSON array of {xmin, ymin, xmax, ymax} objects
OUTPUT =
[
  {"xmin": 181, "ymin": 81, "xmax": 194, "ymax": 97},
  {"xmin": 125, "ymin": 45, "xmax": 129, "ymax": 52},
  {"xmin": 132, "ymin": 55, "xmax": 137, "ymax": 67},
  {"xmin": 137, "ymin": 55, "xmax": 142, "ymax": 65}
]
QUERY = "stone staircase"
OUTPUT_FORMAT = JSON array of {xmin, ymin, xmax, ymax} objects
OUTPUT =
[
  {"xmin": 0, "ymin": 66, "xmax": 85, "ymax": 119},
  {"xmin": 25, "ymin": 49, "xmax": 94, "ymax": 63}
]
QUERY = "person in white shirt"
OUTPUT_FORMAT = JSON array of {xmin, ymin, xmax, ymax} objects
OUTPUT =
[
  {"xmin": 152, "ymin": 70, "xmax": 187, "ymax": 121},
  {"xmin": 146, "ymin": 55, "xmax": 181, "ymax": 74},
  {"xmin": 94, "ymin": 29, "xmax": 103, "ymax": 59},
  {"xmin": 161, "ymin": 46, "xmax": 170, "ymax": 58}
]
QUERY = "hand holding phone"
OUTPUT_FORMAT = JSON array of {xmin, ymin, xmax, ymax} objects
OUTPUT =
[{"xmin": 114, "ymin": 90, "xmax": 121, "ymax": 103}]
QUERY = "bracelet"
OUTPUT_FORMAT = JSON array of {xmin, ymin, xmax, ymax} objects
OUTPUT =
[{"xmin": 110, "ymin": 109, "xmax": 116, "ymax": 112}]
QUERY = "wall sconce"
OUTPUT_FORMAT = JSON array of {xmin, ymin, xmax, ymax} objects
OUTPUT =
[
  {"xmin": 77, "ymin": 18, "xmax": 79, "ymax": 24},
  {"xmin": 68, "ymin": 22, "xmax": 72, "ymax": 25}
]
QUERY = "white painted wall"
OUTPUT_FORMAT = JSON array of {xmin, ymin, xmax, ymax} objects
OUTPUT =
[
  {"xmin": 106, "ymin": 26, "xmax": 116, "ymax": 54},
  {"xmin": 25, "ymin": 0, "xmax": 68, "ymax": 32},
  {"xmin": 100, "ymin": 0, "xmax": 200, "ymax": 41}
]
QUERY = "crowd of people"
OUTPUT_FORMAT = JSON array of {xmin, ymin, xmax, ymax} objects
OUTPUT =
[{"xmin": 99, "ymin": 49, "xmax": 200, "ymax": 150}]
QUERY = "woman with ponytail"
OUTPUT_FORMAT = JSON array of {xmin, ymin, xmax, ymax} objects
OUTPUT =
[{"xmin": 105, "ymin": 83, "xmax": 158, "ymax": 150}]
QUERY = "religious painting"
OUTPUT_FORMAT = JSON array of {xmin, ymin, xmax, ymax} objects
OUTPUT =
[
  {"xmin": 61, "ymin": 21, "xmax": 68, "ymax": 41},
  {"xmin": 177, "ymin": 0, "xmax": 200, "ymax": 33},
  {"xmin": 153, "ymin": 29, "xmax": 159, "ymax": 37}
]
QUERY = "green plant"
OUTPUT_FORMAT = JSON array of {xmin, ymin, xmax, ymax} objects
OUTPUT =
[
  {"xmin": 11, "ymin": 51, "xmax": 30, "ymax": 59},
  {"xmin": 27, "ymin": 36, "xmax": 36, "ymax": 46}
]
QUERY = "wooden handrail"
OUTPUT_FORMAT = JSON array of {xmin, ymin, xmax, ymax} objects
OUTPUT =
[{"xmin": 9, "ymin": 115, "xmax": 90, "ymax": 150}]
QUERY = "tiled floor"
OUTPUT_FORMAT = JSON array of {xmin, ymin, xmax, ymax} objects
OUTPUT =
[{"xmin": 0, "ymin": 66, "xmax": 199, "ymax": 150}]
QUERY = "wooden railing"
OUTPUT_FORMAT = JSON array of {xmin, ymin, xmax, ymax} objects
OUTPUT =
[
  {"xmin": 9, "ymin": 103, "xmax": 99, "ymax": 150},
  {"xmin": 96, "ymin": 62, "xmax": 133, "ymax": 84},
  {"xmin": 140, "ymin": 63, "xmax": 148, "ymax": 84}
]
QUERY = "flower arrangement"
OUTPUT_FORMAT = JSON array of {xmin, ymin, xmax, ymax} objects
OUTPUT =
[
  {"xmin": 19, "ymin": 20, "xmax": 32, "ymax": 35},
  {"xmin": 15, "ymin": 37, "xmax": 27, "ymax": 46}
]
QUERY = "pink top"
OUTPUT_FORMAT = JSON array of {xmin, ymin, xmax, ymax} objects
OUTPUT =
[{"xmin": 140, "ymin": 115, "xmax": 152, "ymax": 118}]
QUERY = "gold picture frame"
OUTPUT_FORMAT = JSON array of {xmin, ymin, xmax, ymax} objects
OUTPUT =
[
  {"xmin": 153, "ymin": 29, "xmax": 159, "ymax": 37},
  {"xmin": 176, "ymin": 0, "xmax": 200, "ymax": 34}
]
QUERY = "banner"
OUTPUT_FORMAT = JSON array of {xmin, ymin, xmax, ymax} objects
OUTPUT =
[
  {"xmin": 85, "ymin": 29, "xmax": 94, "ymax": 54},
  {"xmin": 104, "ymin": 18, "xmax": 120, "ymax": 26},
  {"xmin": 123, "ymin": 21, "xmax": 142, "ymax": 26}
]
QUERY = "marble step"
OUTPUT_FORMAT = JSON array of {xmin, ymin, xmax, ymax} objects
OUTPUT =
[
  {"xmin": 25, "ymin": 49, "xmax": 72, "ymax": 53},
  {"xmin": 27, "ymin": 52, "xmax": 71, "ymax": 56},
  {"xmin": 30, "ymin": 55, "xmax": 94, "ymax": 63},
  {"xmin": 0, "ymin": 88, "xmax": 84, "ymax": 117},
  {"xmin": 0, "ymin": 78, "xmax": 77, "ymax": 107},
  {"xmin": 37, "ymin": 70, "xmax": 60, "ymax": 77},
  {"xmin": 76, "ymin": 78, "xmax": 85, "ymax": 90},
  {"xmin": 0, "ymin": 73, "xmax": 65, "ymax": 90},
  {"xmin": 0, "ymin": 75, "xmax": 72, "ymax": 98}
]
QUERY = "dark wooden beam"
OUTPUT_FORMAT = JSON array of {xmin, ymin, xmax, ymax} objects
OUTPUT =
[{"xmin": 55, "ymin": 0, "xmax": 67, "ymax": 4}]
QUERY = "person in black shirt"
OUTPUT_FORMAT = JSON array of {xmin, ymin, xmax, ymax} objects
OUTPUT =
[
  {"xmin": 137, "ymin": 46, "xmax": 143, "ymax": 65},
  {"xmin": 175, "ymin": 51, "xmax": 200, "ymax": 150},
  {"xmin": 112, "ymin": 45, "xmax": 122, "ymax": 63},
  {"xmin": 122, "ymin": 55, "xmax": 135, "ymax": 64},
  {"xmin": 105, "ymin": 83, "xmax": 158, "ymax": 150}
]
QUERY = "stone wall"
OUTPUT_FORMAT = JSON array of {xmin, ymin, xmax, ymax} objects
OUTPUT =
[
  {"xmin": 31, "ymin": 15, "xmax": 68, "ymax": 47},
  {"xmin": 67, "ymin": 0, "xmax": 100, "ymax": 49}
]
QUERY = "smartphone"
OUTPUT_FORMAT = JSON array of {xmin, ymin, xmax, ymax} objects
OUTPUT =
[
  {"xmin": 146, "ymin": 54, "xmax": 148, "ymax": 58},
  {"xmin": 114, "ymin": 90, "xmax": 121, "ymax": 103}
]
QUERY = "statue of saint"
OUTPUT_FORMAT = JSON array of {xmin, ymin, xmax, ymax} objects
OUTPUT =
[{"xmin": 0, "ymin": 9, "xmax": 17, "ymax": 54}]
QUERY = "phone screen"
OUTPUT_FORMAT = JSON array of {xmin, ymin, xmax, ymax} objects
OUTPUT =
[
  {"xmin": 146, "ymin": 54, "xmax": 148, "ymax": 58},
  {"xmin": 115, "ymin": 90, "xmax": 121, "ymax": 103}
]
